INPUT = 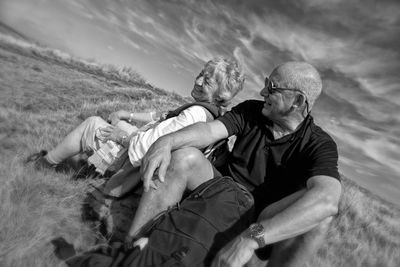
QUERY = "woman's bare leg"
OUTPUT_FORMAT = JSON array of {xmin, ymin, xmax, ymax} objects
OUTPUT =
[{"xmin": 46, "ymin": 116, "xmax": 108, "ymax": 164}]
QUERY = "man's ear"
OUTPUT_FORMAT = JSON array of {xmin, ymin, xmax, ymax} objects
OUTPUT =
[{"xmin": 293, "ymin": 94, "xmax": 306, "ymax": 109}]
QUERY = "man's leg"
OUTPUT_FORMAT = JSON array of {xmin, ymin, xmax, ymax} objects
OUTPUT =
[
  {"xmin": 127, "ymin": 147, "xmax": 214, "ymax": 238},
  {"xmin": 249, "ymin": 190, "xmax": 334, "ymax": 267}
]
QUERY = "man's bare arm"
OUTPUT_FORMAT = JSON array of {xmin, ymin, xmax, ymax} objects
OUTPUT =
[
  {"xmin": 140, "ymin": 120, "xmax": 229, "ymax": 191},
  {"xmin": 212, "ymin": 175, "xmax": 342, "ymax": 266},
  {"xmin": 258, "ymin": 175, "xmax": 341, "ymax": 244}
]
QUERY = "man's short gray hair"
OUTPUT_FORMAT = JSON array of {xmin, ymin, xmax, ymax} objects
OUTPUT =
[
  {"xmin": 204, "ymin": 57, "xmax": 245, "ymax": 107},
  {"xmin": 275, "ymin": 61, "xmax": 322, "ymax": 110}
]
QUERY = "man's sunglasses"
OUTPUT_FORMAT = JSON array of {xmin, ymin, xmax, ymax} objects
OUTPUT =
[{"xmin": 265, "ymin": 77, "xmax": 310, "ymax": 115}]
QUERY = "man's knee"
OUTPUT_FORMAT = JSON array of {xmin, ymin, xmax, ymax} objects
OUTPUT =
[
  {"xmin": 170, "ymin": 148, "xmax": 214, "ymax": 190},
  {"xmin": 171, "ymin": 147, "xmax": 204, "ymax": 170}
]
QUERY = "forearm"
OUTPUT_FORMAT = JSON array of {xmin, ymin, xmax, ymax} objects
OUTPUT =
[
  {"xmin": 126, "ymin": 112, "xmax": 157, "ymax": 123},
  {"xmin": 258, "ymin": 177, "xmax": 341, "ymax": 245},
  {"xmin": 211, "ymin": 184, "xmax": 340, "ymax": 267},
  {"xmin": 166, "ymin": 120, "xmax": 228, "ymax": 151},
  {"xmin": 115, "ymin": 110, "xmax": 160, "ymax": 123},
  {"xmin": 140, "ymin": 120, "xmax": 228, "ymax": 191}
]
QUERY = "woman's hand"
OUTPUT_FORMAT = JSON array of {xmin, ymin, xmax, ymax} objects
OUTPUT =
[
  {"xmin": 108, "ymin": 110, "xmax": 130, "ymax": 125},
  {"xmin": 99, "ymin": 126, "xmax": 128, "ymax": 145}
]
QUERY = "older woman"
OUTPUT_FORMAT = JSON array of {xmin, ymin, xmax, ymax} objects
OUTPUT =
[{"xmin": 27, "ymin": 57, "xmax": 245, "ymax": 183}]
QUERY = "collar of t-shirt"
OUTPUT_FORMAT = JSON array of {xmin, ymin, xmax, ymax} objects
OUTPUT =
[{"xmin": 264, "ymin": 115, "xmax": 313, "ymax": 146}]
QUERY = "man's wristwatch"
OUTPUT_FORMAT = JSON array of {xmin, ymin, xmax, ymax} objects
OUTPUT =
[{"xmin": 246, "ymin": 223, "xmax": 266, "ymax": 248}]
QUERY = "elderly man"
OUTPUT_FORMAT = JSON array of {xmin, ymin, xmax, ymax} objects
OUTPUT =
[{"xmin": 130, "ymin": 61, "xmax": 342, "ymax": 266}]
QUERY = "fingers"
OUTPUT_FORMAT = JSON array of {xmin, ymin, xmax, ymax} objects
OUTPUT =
[
  {"xmin": 141, "ymin": 160, "xmax": 170, "ymax": 191},
  {"xmin": 157, "ymin": 160, "xmax": 168, "ymax": 183},
  {"xmin": 141, "ymin": 160, "xmax": 159, "ymax": 192},
  {"xmin": 143, "ymin": 176, "xmax": 159, "ymax": 192},
  {"xmin": 149, "ymin": 180, "xmax": 158, "ymax": 191},
  {"xmin": 140, "ymin": 137, "xmax": 172, "ymax": 191}
]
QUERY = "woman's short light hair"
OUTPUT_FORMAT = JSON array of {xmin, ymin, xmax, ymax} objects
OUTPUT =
[{"xmin": 203, "ymin": 57, "xmax": 245, "ymax": 107}]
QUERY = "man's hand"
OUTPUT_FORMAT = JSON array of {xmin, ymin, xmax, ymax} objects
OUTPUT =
[
  {"xmin": 99, "ymin": 126, "xmax": 128, "ymax": 144},
  {"xmin": 140, "ymin": 136, "xmax": 173, "ymax": 192},
  {"xmin": 108, "ymin": 110, "xmax": 130, "ymax": 125},
  {"xmin": 212, "ymin": 235, "xmax": 258, "ymax": 267}
]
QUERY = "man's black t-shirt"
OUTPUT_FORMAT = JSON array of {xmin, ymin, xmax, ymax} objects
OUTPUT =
[{"xmin": 217, "ymin": 100, "xmax": 340, "ymax": 215}]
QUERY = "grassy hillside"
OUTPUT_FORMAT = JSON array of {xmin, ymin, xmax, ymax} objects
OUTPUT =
[{"xmin": 0, "ymin": 32, "xmax": 399, "ymax": 266}]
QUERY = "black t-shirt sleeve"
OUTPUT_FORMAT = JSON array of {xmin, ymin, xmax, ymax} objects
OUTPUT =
[
  {"xmin": 303, "ymin": 137, "xmax": 340, "ymax": 181},
  {"xmin": 217, "ymin": 101, "xmax": 250, "ymax": 137}
]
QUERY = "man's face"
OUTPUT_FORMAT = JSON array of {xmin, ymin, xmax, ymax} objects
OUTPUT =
[
  {"xmin": 191, "ymin": 70, "xmax": 217, "ymax": 102},
  {"xmin": 259, "ymin": 72, "xmax": 296, "ymax": 120}
]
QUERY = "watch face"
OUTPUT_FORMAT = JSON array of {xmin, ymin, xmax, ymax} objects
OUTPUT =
[
  {"xmin": 250, "ymin": 223, "xmax": 264, "ymax": 237},
  {"xmin": 249, "ymin": 223, "xmax": 266, "ymax": 248}
]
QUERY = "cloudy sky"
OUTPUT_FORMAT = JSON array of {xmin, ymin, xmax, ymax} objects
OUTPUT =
[{"xmin": 1, "ymin": 0, "xmax": 400, "ymax": 205}]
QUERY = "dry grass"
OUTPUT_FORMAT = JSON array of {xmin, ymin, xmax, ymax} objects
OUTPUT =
[
  {"xmin": 0, "ymin": 35, "xmax": 186, "ymax": 266},
  {"xmin": 0, "ymin": 32, "xmax": 399, "ymax": 266},
  {"xmin": 308, "ymin": 178, "xmax": 400, "ymax": 266}
]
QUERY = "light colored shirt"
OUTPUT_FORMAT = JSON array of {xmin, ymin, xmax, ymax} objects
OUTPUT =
[{"xmin": 128, "ymin": 105, "xmax": 210, "ymax": 166}]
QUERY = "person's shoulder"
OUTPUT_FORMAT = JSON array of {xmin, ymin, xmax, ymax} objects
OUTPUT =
[
  {"xmin": 233, "ymin": 99, "xmax": 264, "ymax": 111},
  {"xmin": 181, "ymin": 104, "xmax": 210, "ymax": 115},
  {"xmin": 181, "ymin": 103, "xmax": 217, "ymax": 122},
  {"xmin": 308, "ymin": 117, "xmax": 337, "ymax": 146},
  {"xmin": 237, "ymin": 99, "xmax": 264, "ymax": 106}
]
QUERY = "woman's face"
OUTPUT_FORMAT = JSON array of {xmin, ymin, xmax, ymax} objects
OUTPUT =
[{"xmin": 191, "ymin": 70, "xmax": 218, "ymax": 102}]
